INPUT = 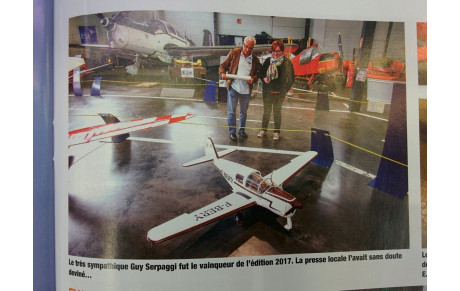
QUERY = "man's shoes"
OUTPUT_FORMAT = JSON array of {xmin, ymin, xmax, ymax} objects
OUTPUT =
[
  {"xmin": 238, "ymin": 132, "xmax": 248, "ymax": 138},
  {"xmin": 257, "ymin": 130, "xmax": 267, "ymax": 138},
  {"xmin": 230, "ymin": 133, "xmax": 238, "ymax": 141},
  {"xmin": 273, "ymin": 132, "xmax": 280, "ymax": 140}
]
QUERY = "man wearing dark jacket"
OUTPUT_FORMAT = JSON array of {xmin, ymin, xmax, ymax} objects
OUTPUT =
[{"xmin": 219, "ymin": 36, "xmax": 261, "ymax": 142}]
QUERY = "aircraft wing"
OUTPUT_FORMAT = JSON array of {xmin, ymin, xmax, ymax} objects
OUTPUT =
[
  {"xmin": 165, "ymin": 44, "xmax": 298, "ymax": 59},
  {"xmin": 69, "ymin": 44, "xmax": 138, "ymax": 61},
  {"xmin": 68, "ymin": 113, "xmax": 195, "ymax": 147},
  {"xmin": 265, "ymin": 151, "xmax": 318, "ymax": 187},
  {"xmin": 147, "ymin": 192, "xmax": 257, "ymax": 243}
]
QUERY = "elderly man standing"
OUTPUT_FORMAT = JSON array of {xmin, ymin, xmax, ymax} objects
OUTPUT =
[{"xmin": 219, "ymin": 36, "xmax": 261, "ymax": 142}]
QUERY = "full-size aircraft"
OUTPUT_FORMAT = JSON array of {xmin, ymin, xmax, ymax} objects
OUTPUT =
[
  {"xmin": 291, "ymin": 33, "xmax": 405, "ymax": 89},
  {"xmin": 147, "ymin": 138, "xmax": 317, "ymax": 243},
  {"xmin": 72, "ymin": 11, "xmax": 297, "ymax": 75}
]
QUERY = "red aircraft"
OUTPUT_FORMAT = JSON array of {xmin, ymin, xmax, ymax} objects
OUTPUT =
[
  {"xmin": 291, "ymin": 34, "xmax": 406, "ymax": 90},
  {"xmin": 291, "ymin": 43, "xmax": 341, "ymax": 89}
]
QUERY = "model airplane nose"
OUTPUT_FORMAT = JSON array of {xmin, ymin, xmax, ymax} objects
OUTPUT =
[
  {"xmin": 285, "ymin": 200, "xmax": 302, "ymax": 216},
  {"xmin": 294, "ymin": 200, "xmax": 303, "ymax": 209}
]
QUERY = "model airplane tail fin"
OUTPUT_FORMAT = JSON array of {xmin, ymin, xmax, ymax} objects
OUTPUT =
[
  {"xmin": 98, "ymin": 113, "xmax": 130, "ymax": 143},
  {"xmin": 183, "ymin": 138, "xmax": 236, "ymax": 167}
]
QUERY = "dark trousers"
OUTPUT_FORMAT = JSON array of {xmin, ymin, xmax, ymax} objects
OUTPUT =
[{"xmin": 261, "ymin": 92, "xmax": 284, "ymax": 133}]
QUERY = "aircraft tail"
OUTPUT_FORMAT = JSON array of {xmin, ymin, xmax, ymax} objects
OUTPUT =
[
  {"xmin": 183, "ymin": 138, "xmax": 236, "ymax": 167},
  {"xmin": 98, "ymin": 113, "xmax": 130, "ymax": 143}
]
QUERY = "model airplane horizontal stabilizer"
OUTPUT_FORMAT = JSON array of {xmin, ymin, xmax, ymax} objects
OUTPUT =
[
  {"xmin": 182, "ymin": 147, "xmax": 237, "ymax": 167},
  {"xmin": 267, "ymin": 151, "xmax": 318, "ymax": 187},
  {"xmin": 147, "ymin": 192, "xmax": 256, "ymax": 243},
  {"xmin": 68, "ymin": 113, "xmax": 195, "ymax": 147}
]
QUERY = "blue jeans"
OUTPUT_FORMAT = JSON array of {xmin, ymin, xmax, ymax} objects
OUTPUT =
[{"xmin": 227, "ymin": 87, "xmax": 250, "ymax": 134}]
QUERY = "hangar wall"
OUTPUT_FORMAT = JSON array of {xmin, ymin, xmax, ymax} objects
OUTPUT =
[
  {"xmin": 310, "ymin": 19, "xmax": 405, "ymax": 62},
  {"xmin": 322, "ymin": 19, "xmax": 363, "ymax": 60},
  {"xmin": 162, "ymin": 11, "xmax": 215, "ymax": 46},
  {"xmin": 379, "ymin": 22, "xmax": 405, "ymax": 61},
  {"xmin": 271, "ymin": 17, "xmax": 306, "ymax": 39},
  {"xmin": 164, "ymin": 12, "xmax": 307, "ymax": 45},
  {"xmin": 216, "ymin": 13, "xmax": 305, "ymax": 42}
]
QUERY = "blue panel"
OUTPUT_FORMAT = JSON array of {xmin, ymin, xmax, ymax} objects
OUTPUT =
[
  {"xmin": 311, "ymin": 128, "xmax": 334, "ymax": 168},
  {"xmin": 368, "ymin": 83, "xmax": 408, "ymax": 199},
  {"xmin": 33, "ymin": 0, "xmax": 55, "ymax": 290},
  {"xmin": 203, "ymin": 81, "xmax": 217, "ymax": 102},
  {"xmin": 73, "ymin": 68, "xmax": 83, "ymax": 96},
  {"xmin": 91, "ymin": 76, "xmax": 102, "ymax": 96}
]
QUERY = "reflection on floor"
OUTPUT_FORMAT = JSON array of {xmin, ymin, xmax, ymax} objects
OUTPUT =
[{"xmin": 229, "ymin": 236, "xmax": 280, "ymax": 257}]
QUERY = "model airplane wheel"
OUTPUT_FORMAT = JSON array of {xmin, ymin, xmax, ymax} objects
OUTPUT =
[{"xmin": 234, "ymin": 212, "xmax": 244, "ymax": 226}]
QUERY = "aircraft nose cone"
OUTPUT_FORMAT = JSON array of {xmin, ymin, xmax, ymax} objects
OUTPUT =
[{"xmin": 100, "ymin": 18, "xmax": 110, "ymax": 27}]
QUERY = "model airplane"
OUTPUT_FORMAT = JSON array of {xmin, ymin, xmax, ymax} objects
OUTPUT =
[
  {"xmin": 68, "ymin": 112, "xmax": 196, "ymax": 147},
  {"xmin": 73, "ymin": 11, "xmax": 298, "ymax": 75},
  {"xmin": 147, "ymin": 138, "xmax": 318, "ymax": 243}
]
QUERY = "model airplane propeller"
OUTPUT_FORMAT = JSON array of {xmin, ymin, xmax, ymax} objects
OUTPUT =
[{"xmin": 147, "ymin": 138, "xmax": 318, "ymax": 243}]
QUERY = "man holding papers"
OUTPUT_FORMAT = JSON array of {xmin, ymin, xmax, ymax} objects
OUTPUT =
[{"xmin": 219, "ymin": 36, "xmax": 261, "ymax": 142}]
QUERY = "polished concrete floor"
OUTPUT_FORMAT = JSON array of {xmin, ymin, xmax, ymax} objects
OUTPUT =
[{"xmin": 68, "ymin": 66, "xmax": 411, "ymax": 259}]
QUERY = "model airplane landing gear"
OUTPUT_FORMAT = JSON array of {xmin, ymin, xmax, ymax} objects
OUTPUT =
[
  {"xmin": 284, "ymin": 217, "xmax": 293, "ymax": 231},
  {"xmin": 234, "ymin": 212, "xmax": 244, "ymax": 226}
]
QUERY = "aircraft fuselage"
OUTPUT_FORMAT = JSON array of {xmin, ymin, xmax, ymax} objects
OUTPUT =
[
  {"xmin": 107, "ymin": 19, "xmax": 190, "ymax": 62},
  {"xmin": 214, "ymin": 158, "xmax": 301, "ymax": 222}
]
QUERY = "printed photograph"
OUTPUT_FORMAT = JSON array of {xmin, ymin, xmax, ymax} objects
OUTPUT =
[
  {"xmin": 68, "ymin": 10, "xmax": 409, "ymax": 259},
  {"xmin": 417, "ymin": 22, "xmax": 427, "ymax": 86},
  {"xmin": 417, "ymin": 22, "xmax": 427, "ymax": 248}
]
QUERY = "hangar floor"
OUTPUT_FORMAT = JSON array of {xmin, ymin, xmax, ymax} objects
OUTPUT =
[{"xmin": 68, "ymin": 66, "xmax": 411, "ymax": 260}]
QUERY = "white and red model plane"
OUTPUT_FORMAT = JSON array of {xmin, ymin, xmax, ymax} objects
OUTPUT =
[
  {"xmin": 68, "ymin": 112, "xmax": 196, "ymax": 148},
  {"xmin": 147, "ymin": 138, "xmax": 318, "ymax": 243}
]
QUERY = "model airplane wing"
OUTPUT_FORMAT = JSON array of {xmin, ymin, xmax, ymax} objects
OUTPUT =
[
  {"xmin": 147, "ymin": 192, "xmax": 256, "ymax": 243},
  {"xmin": 265, "ymin": 151, "xmax": 318, "ymax": 187},
  {"xmin": 68, "ymin": 113, "xmax": 195, "ymax": 147}
]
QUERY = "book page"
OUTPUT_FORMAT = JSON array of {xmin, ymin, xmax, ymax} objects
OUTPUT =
[{"xmin": 55, "ymin": 1, "xmax": 427, "ymax": 290}]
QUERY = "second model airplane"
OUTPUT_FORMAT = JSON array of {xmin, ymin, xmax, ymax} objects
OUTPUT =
[{"xmin": 147, "ymin": 138, "xmax": 318, "ymax": 243}]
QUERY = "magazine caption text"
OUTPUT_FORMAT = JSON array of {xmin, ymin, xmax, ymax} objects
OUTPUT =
[{"xmin": 68, "ymin": 251, "xmax": 409, "ymax": 279}]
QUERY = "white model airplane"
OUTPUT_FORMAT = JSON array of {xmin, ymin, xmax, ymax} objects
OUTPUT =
[
  {"xmin": 73, "ymin": 11, "xmax": 298, "ymax": 75},
  {"xmin": 147, "ymin": 138, "xmax": 318, "ymax": 243},
  {"xmin": 68, "ymin": 112, "xmax": 196, "ymax": 148},
  {"xmin": 68, "ymin": 112, "xmax": 195, "ymax": 168}
]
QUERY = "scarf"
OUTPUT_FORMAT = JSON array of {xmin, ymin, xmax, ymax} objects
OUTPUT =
[{"xmin": 267, "ymin": 55, "xmax": 285, "ymax": 81}]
